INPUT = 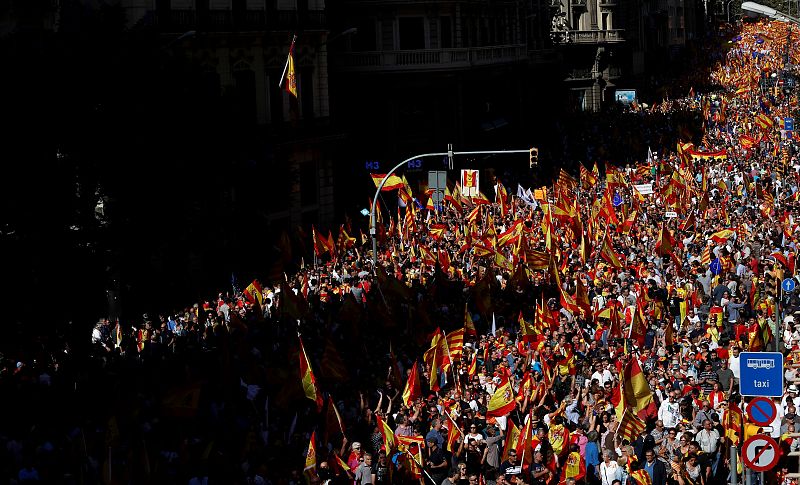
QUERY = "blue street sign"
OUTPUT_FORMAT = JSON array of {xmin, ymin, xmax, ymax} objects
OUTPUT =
[
  {"xmin": 740, "ymin": 352, "xmax": 784, "ymax": 397},
  {"xmin": 709, "ymin": 258, "xmax": 722, "ymax": 276},
  {"xmin": 783, "ymin": 278, "xmax": 797, "ymax": 293},
  {"xmin": 746, "ymin": 397, "xmax": 778, "ymax": 426},
  {"xmin": 786, "ymin": 117, "xmax": 794, "ymax": 131},
  {"xmin": 612, "ymin": 193, "xmax": 624, "ymax": 207}
]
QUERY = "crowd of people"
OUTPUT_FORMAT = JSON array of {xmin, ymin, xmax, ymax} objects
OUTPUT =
[{"xmin": 4, "ymin": 17, "xmax": 800, "ymax": 485}]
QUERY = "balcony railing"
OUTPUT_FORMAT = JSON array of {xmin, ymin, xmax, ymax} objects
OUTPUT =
[
  {"xmin": 567, "ymin": 66, "xmax": 622, "ymax": 80},
  {"xmin": 332, "ymin": 45, "xmax": 528, "ymax": 72},
  {"xmin": 555, "ymin": 29, "xmax": 624, "ymax": 44},
  {"xmin": 152, "ymin": 9, "xmax": 326, "ymax": 32}
]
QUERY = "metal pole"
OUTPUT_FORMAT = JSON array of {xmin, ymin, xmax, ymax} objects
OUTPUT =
[
  {"xmin": 730, "ymin": 446, "xmax": 738, "ymax": 485},
  {"xmin": 369, "ymin": 147, "xmax": 532, "ymax": 270},
  {"xmin": 746, "ymin": 467, "xmax": 752, "ymax": 485}
]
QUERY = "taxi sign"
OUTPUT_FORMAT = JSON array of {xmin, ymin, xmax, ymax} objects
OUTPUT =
[{"xmin": 739, "ymin": 352, "xmax": 784, "ymax": 397}]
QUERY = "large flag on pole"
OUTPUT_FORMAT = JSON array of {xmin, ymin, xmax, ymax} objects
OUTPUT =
[{"xmin": 299, "ymin": 337, "xmax": 323, "ymax": 411}]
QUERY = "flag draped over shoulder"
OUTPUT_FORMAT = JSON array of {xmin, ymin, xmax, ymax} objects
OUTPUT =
[
  {"xmin": 559, "ymin": 450, "xmax": 586, "ymax": 483},
  {"xmin": 629, "ymin": 469, "xmax": 653, "ymax": 485},
  {"xmin": 299, "ymin": 337, "xmax": 323, "ymax": 411}
]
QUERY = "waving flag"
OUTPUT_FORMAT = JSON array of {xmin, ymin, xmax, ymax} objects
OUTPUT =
[
  {"xmin": 299, "ymin": 337, "xmax": 323, "ymax": 411},
  {"xmin": 402, "ymin": 361, "xmax": 422, "ymax": 406},
  {"xmin": 487, "ymin": 379, "xmax": 516, "ymax": 417}
]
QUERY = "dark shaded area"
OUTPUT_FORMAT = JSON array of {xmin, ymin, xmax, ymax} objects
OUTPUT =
[{"xmin": 0, "ymin": 5, "xmax": 712, "ymax": 337}]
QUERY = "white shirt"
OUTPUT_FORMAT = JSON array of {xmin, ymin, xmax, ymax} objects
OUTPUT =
[
  {"xmin": 697, "ymin": 429, "xmax": 720, "ymax": 454},
  {"xmin": 600, "ymin": 461, "xmax": 619, "ymax": 485},
  {"xmin": 658, "ymin": 400, "xmax": 681, "ymax": 428},
  {"xmin": 729, "ymin": 355, "xmax": 741, "ymax": 379},
  {"xmin": 591, "ymin": 370, "xmax": 614, "ymax": 387},
  {"xmin": 464, "ymin": 432, "xmax": 484, "ymax": 444}
]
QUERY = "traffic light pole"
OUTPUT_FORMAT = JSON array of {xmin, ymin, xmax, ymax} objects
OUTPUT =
[{"xmin": 369, "ymin": 147, "xmax": 533, "ymax": 271}]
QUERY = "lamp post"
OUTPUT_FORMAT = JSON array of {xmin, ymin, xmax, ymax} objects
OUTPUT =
[
  {"xmin": 742, "ymin": 1, "xmax": 800, "ymax": 24},
  {"xmin": 369, "ymin": 146, "xmax": 533, "ymax": 270}
]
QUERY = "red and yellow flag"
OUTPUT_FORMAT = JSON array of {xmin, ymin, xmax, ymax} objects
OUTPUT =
[
  {"xmin": 371, "ymin": 173, "xmax": 406, "ymax": 191},
  {"xmin": 486, "ymin": 379, "xmax": 516, "ymax": 417},
  {"xmin": 303, "ymin": 431, "xmax": 318, "ymax": 482},
  {"xmin": 283, "ymin": 36, "xmax": 297, "ymax": 97},
  {"xmin": 402, "ymin": 360, "xmax": 422, "ymax": 406},
  {"xmin": 299, "ymin": 337, "xmax": 323, "ymax": 411},
  {"xmin": 623, "ymin": 358, "xmax": 656, "ymax": 419}
]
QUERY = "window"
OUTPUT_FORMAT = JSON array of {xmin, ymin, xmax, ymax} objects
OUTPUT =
[
  {"xmin": 399, "ymin": 17, "xmax": 425, "ymax": 50},
  {"xmin": 440, "ymin": 17, "xmax": 452, "ymax": 48}
]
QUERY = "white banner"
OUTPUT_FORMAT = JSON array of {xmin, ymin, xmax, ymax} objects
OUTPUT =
[
  {"xmin": 665, "ymin": 211, "xmax": 678, "ymax": 218},
  {"xmin": 634, "ymin": 183, "xmax": 654, "ymax": 196},
  {"xmin": 461, "ymin": 169, "xmax": 480, "ymax": 197}
]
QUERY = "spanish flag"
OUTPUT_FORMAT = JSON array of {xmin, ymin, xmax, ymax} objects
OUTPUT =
[
  {"xmin": 710, "ymin": 229, "xmax": 735, "ymax": 244},
  {"xmin": 402, "ymin": 361, "xmax": 422, "ymax": 406},
  {"xmin": 299, "ymin": 337, "xmax": 323, "ymax": 411},
  {"xmin": 559, "ymin": 450, "xmax": 586, "ymax": 483},
  {"xmin": 282, "ymin": 35, "xmax": 297, "ymax": 97},
  {"xmin": 371, "ymin": 173, "xmax": 406, "ymax": 191},
  {"xmin": 623, "ymin": 358, "xmax": 656, "ymax": 418},
  {"xmin": 377, "ymin": 414, "xmax": 397, "ymax": 452},
  {"xmin": 303, "ymin": 431, "xmax": 318, "ymax": 482},
  {"xmin": 244, "ymin": 280, "xmax": 264, "ymax": 306},
  {"xmin": 486, "ymin": 379, "xmax": 516, "ymax": 417}
]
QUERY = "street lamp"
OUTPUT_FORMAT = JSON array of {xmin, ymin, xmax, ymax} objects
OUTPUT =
[
  {"xmin": 369, "ymin": 146, "xmax": 534, "ymax": 270},
  {"xmin": 742, "ymin": 1, "xmax": 800, "ymax": 24}
]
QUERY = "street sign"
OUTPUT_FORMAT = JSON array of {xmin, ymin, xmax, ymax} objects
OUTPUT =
[
  {"xmin": 612, "ymin": 193, "xmax": 624, "ymax": 207},
  {"xmin": 783, "ymin": 278, "xmax": 796, "ymax": 293},
  {"xmin": 428, "ymin": 171, "xmax": 447, "ymax": 209},
  {"xmin": 746, "ymin": 397, "xmax": 778, "ymax": 426},
  {"xmin": 461, "ymin": 170, "xmax": 480, "ymax": 197},
  {"xmin": 785, "ymin": 117, "xmax": 794, "ymax": 131},
  {"xmin": 709, "ymin": 258, "xmax": 722, "ymax": 275},
  {"xmin": 740, "ymin": 352, "xmax": 784, "ymax": 397},
  {"xmin": 742, "ymin": 434, "xmax": 780, "ymax": 472}
]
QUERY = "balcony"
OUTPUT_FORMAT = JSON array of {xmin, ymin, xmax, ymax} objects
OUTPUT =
[
  {"xmin": 151, "ymin": 9, "xmax": 326, "ymax": 33},
  {"xmin": 331, "ymin": 45, "xmax": 528, "ymax": 73},
  {"xmin": 598, "ymin": 0, "xmax": 617, "ymax": 6},
  {"xmin": 566, "ymin": 66, "xmax": 621, "ymax": 80},
  {"xmin": 555, "ymin": 29, "xmax": 624, "ymax": 44}
]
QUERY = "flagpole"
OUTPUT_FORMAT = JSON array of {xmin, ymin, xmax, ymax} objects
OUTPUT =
[{"xmin": 278, "ymin": 34, "xmax": 297, "ymax": 89}]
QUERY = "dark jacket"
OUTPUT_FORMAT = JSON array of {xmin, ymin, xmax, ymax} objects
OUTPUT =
[{"xmin": 638, "ymin": 459, "xmax": 667, "ymax": 485}]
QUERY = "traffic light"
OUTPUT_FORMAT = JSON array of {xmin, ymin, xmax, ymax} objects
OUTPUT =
[
  {"xmin": 764, "ymin": 269, "xmax": 777, "ymax": 299},
  {"xmin": 529, "ymin": 147, "xmax": 538, "ymax": 168}
]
